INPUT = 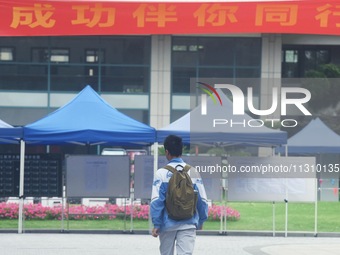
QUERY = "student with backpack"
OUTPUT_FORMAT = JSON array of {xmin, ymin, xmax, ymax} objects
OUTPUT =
[{"xmin": 151, "ymin": 135, "xmax": 208, "ymax": 255}]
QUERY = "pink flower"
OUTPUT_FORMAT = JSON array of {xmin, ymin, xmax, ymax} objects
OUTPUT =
[{"xmin": 0, "ymin": 202, "xmax": 240, "ymax": 221}]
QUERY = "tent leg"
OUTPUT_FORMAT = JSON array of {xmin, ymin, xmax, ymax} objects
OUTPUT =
[
  {"xmin": 130, "ymin": 190, "xmax": 134, "ymax": 233},
  {"xmin": 18, "ymin": 140, "xmax": 25, "ymax": 234},
  {"xmin": 224, "ymin": 186, "xmax": 227, "ymax": 233},
  {"xmin": 149, "ymin": 142, "xmax": 159, "ymax": 234},
  {"xmin": 153, "ymin": 142, "xmax": 159, "ymax": 175},
  {"xmin": 219, "ymin": 186, "xmax": 223, "ymax": 234}
]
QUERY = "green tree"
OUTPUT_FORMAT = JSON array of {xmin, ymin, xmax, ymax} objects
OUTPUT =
[{"xmin": 303, "ymin": 63, "xmax": 340, "ymax": 113}]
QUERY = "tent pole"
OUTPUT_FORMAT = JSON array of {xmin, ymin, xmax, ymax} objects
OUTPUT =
[
  {"xmin": 18, "ymin": 140, "xmax": 25, "ymax": 234},
  {"xmin": 284, "ymin": 177, "xmax": 288, "ymax": 238},
  {"xmin": 219, "ymin": 185, "xmax": 223, "ymax": 234},
  {"xmin": 224, "ymin": 185, "xmax": 227, "ymax": 233},
  {"xmin": 149, "ymin": 142, "xmax": 159, "ymax": 234},
  {"xmin": 153, "ymin": 142, "xmax": 159, "ymax": 175},
  {"xmin": 130, "ymin": 161, "xmax": 134, "ymax": 233}
]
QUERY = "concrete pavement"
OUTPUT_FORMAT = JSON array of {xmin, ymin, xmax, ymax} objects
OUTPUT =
[{"xmin": 0, "ymin": 233, "xmax": 339, "ymax": 255}]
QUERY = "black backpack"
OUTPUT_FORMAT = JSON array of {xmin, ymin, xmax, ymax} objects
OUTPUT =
[{"xmin": 164, "ymin": 164, "xmax": 198, "ymax": 220}]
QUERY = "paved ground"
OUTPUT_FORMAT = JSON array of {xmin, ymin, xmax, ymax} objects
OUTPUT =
[{"xmin": 0, "ymin": 233, "xmax": 340, "ymax": 255}]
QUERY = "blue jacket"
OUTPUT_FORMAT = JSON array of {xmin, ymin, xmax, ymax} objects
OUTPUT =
[{"xmin": 150, "ymin": 158, "xmax": 209, "ymax": 232}]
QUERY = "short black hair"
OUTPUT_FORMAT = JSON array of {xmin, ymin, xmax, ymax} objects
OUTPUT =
[{"xmin": 163, "ymin": 135, "xmax": 183, "ymax": 157}]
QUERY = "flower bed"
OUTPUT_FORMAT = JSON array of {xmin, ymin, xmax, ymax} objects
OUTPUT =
[{"xmin": 0, "ymin": 202, "xmax": 240, "ymax": 221}]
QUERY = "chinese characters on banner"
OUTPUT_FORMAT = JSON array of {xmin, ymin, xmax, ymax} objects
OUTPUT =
[{"xmin": 1, "ymin": 1, "xmax": 340, "ymax": 36}]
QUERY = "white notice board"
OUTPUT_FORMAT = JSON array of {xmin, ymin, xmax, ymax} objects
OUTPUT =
[
  {"xmin": 227, "ymin": 156, "xmax": 317, "ymax": 202},
  {"xmin": 66, "ymin": 155, "xmax": 130, "ymax": 198}
]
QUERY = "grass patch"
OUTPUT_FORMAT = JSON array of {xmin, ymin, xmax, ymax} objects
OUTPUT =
[
  {"xmin": 227, "ymin": 201, "xmax": 340, "ymax": 232},
  {"xmin": 1, "ymin": 202, "xmax": 339, "ymax": 233}
]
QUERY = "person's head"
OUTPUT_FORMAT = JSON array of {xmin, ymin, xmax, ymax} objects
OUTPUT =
[{"xmin": 163, "ymin": 135, "xmax": 183, "ymax": 159}]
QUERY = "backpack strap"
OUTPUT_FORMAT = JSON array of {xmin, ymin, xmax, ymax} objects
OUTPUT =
[
  {"xmin": 163, "ymin": 164, "xmax": 191, "ymax": 173},
  {"xmin": 163, "ymin": 165, "xmax": 176, "ymax": 173},
  {"xmin": 183, "ymin": 164, "xmax": 191, "ymax": 172}
]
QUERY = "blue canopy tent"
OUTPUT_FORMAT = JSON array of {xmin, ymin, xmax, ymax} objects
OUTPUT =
[
  {"xmin": 0, "ymin": 119, "xmax": 23, "ymax": 144},
  {"xmin": 277, "ymin": 117, "xmax": 340, "ymax": 155},
  {"xmin": 18, "ymin": 85, "xmax": 156, "ymax": 233},
  {"xmin": 157, "ymin": 89, "xmax": 287, "ymax": 147},
  {"xmin": 23, "ymin": 85, "xmax": 156, "ymax": 146}
]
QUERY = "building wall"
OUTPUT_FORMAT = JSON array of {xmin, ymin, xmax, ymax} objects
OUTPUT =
[
  {"xmin": 0, "ymin": 36, "xmax": 152, "ymax": 125},
  {"xmin": 1, "ymin": 34, "xmax": 340, "ymax": 130}
]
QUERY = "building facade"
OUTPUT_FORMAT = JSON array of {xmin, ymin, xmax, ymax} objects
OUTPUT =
[{"xmin": 1, "ymin": 34, "xmax": 340, "ymax": 128}]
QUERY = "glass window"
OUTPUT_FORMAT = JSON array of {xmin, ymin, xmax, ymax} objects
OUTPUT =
[
  {"xmin": 0, "ymin": 64, "xmax": 48, "ymax": 90},
  {"xmin": 236, "ymin": 68, "xmax": 261, "ymax": 78},
  {"xmin": 85, "ymin": 49, "xmax": 105, "ymax": 63},
  {"xmin": 50, "ymin": 49, "xmax": 69, "ymax": 63},
  {"xmin": 50, "ymin": 64, "xmax": 94, "ymax": 91},
  {"xmin": 282, "ymin": 49, "xmax": 299, "ymax": 78},
  {"xmin": 101, "ymin": 36, "xmax": 151, "ymax": 65},
  {"xmin": 0, "ymin": 47, "xmax": 14, "ymax": 61},
  {"xmin": 172, "ymin": 37, "xmax": 198, "ymax": 66},
  {"xmin": 316, "ymin": 50, "xmax": 329, "ymax": 63},
  {"xmin": 32, "ymin": 48, "xmax": 69, "ymax": 63},
  {"xmin": 172, "ymin": 37, "xmax": 261, "ymax": 93},
  {"xmin": 172, "ymin": 45, "xmax": 187, "ymax": 51},
  {"xmin": 198, "ymin": 38, "xmax": 234, "ymax": 66},
  {"xmin": 172, "ymin": 67, "xmax": 196, "ymax": 93},
  {"xmin": 199, "ymin": 67, "xmax": 233, "ymax": 77},
  {"xmin": 285, "ymin": 50, "xmax": 298, "ymax": 63},
  {"xmin": 0, "ymin": 36, "xmax": 150, "ymax": 92},
  {"xmin": 303, "ymin": 49, "xmax": 330, "ymax": 73},
  {"xmin": 235, "ymin": 39, "xmax": 262, "ymax": 66},
  {"xmin": 32, "ymin": 48, "xmax": 48, "ymax": 62},
  {"xmin": 282, "ymin": 47, "xmax": 330, "ymax": 78},
  {"xmin": 101, "ymin": 66, "xmax": 149, "ymax": 93}
]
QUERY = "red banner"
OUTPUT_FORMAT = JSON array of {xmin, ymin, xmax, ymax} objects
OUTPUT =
[{"xmin": 1, "ymin": 1, "xmax": 340, "ymax": 36}]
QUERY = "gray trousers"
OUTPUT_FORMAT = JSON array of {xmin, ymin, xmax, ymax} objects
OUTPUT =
[{"xmin": 159, "ymin": 228, "xmax": 196, "ymax": 255}]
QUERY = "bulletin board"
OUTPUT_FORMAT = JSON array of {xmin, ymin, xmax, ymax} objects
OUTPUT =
[
  {"xmin": 227, "ymin": 156, "xmax": 317, "ymax": 202},
  {"xmin": 134, "ymin": 156, "xmax": 222, "ymax": 200},
  {"xmin": 0, "ymin": 154, "xmax": 62, "ymax": 197},
  {"xmin": 66, "ymin": 155, "xmax": 130, "ymax": 198}
]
